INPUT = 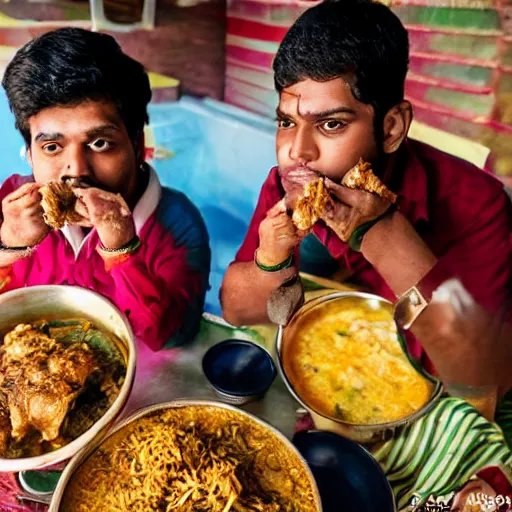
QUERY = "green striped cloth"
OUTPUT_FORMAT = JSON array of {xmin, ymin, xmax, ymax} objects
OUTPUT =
[{"xmin": 372, "ymin": 396, "xmax": 512, "ymax": 510}]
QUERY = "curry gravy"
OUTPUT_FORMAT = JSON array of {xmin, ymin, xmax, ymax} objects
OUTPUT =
[{"xmin": 283, "ymin": 298, "xmax": 433, "ymax": 424}]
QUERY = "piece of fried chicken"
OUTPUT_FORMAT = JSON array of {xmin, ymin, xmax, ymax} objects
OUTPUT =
[
  {"xmin": 0, "ymin": 324, "xmax": 96, "ymax": 442},
  {"xmin": 40, "ymin": 181, "xmax": 83, "ymax": 229}
]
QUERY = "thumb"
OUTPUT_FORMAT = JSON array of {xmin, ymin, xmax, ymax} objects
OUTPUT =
[{"xmin": 267, "ymin": 199, "xmax": 287, "ymax": 218}]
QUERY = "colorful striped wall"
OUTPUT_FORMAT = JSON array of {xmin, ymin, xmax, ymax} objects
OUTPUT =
[{"xmin": 225, "ymin": 0, "xmax": 512, "ymax": 181}]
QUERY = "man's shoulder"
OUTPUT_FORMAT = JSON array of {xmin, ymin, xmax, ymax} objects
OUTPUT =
[
  {"xmin": 156, "ymin": 186, "xmax": 209, "ymax": 243},
  {"xmin": 411, "ymin": 140, "xmax": 505, "ymax": 204}
]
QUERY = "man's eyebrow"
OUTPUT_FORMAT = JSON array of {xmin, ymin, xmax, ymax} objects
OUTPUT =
[
  {"xmin": 276, "ymin": 106, "xmax": 357, "ymax": 121},
  {"xmin": 86, "ymin": 124, "xmax": 121, "ymax": 138},
  {"xmin": 275, "ymin": 108, "xmax": 292, "ymax": 120},
  {"xmin": 34, "ymin": 132, "xmax": 63, "ymax": 143}
]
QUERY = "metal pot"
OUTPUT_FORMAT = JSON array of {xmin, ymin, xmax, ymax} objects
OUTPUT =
[
  {"xmin": 276, "ymin": 291, "xmax": 443, "ymax": 444},
  {"xmin": 49, "ymin": 399, "xmax": 323, "ymax": 511},
  {"xmin": 0, "ymin": 285, "xmax": 136, "ymax": 472}
]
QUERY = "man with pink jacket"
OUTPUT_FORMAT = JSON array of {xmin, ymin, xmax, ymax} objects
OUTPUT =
[{"xmin": 0, "ymin": 27, "xmax": 211, "ymax": 351}]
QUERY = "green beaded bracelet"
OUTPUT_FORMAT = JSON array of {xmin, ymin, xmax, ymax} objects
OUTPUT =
[
  {"xmin": 254, "ymin": 250, "xmax": 294, "ymax": 272},
  {"xmin": 348, "ymin": 205, "xmax": 397, "ymax": 252}
]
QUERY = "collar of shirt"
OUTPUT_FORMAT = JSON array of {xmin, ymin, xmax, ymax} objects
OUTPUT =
[
  {"xmin": 62, "ymin": 165, "xmax": 162, "ymax": 257},
  {"xmin": 310, "ymin": 139, "xmax": 430, "ymax": 260}
]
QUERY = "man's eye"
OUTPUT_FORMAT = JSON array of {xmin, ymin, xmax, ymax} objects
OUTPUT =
[
  {"xmin": 42, "ymin": 143, "xmax": 61, "ymax": 154},
  {"xmin": 321, "ymin": 120, "xmax": 345, "ymax": 131},
  {"xmin": 89, "ymin": 139, "xmax": 112, "ymax": 152},
  {"xmin": 277, "ymin": 119, "xmax": 295, "ymax": 129}
]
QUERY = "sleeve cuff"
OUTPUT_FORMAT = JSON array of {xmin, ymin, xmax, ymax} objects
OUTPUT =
[
  {"xmin": 96, "ymin": 247, "xmax": 139, "ymax": 272},
  {"xmin": 0, "ymin": 265, "xmax": 13, "ymax": 291},
  {"xmin": 417, "ymin": 259, "xmax": 455, "ymax": 302}
]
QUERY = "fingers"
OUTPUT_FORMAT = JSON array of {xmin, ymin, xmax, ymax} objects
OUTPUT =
[
  {"xmin": 266, "ymin": 199, "xmax": 287, "ymax": 218},
  {"xmin": 324, "ymin": 178, "xmax": 364, "ymax": 206},
  {"xmin": 4, "ymin": 183, "xmax": 41, "ymax": 203},
  {"xmin": 4, "ymin": 184, "xmax": 42, "ymax": 210},
  {"xmin": 73, "ymin": 188, "xmax": 131, "ymax": 223},
  {"xmin": 73, "ymin": 197, "xmax": 94, "ymax": 227},
  {"xmin": 74, "ymin": 197, "xmax": 89, "ymax": 219}
]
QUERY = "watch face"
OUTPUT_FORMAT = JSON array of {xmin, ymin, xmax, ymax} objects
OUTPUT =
[{"xmin": 394, "ymin": 286, "xmax": 429, "ymax": 330}]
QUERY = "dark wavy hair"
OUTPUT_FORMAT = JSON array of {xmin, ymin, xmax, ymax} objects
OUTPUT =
[
  {"xmin": 2, "ymin": 27, "xmax": 152, "ymax": 146},
  {"xmin": 273, "ymin": 0, "xmax": 409, "ymax": 135}
]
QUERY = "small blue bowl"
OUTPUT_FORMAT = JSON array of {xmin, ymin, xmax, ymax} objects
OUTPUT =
[
  {"xmin": 293, "ymin": 430, "xmax": 396, "ymax": 512},
  {"xmin": 202, "ymin": 339, "xmax": 277, "ymax": 405}
]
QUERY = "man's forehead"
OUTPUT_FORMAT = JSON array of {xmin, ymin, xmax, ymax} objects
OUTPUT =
[
  {"xmin": 278, "ymin": 77, "xmax": 357, "ymax": 115},
  {"xmin": 29, "ymin": 101, "xmax": 123, "ymax": 136}
]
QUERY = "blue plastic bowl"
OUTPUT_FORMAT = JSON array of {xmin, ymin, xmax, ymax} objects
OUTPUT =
[
  {"xmin": 293, "ymin": 430, "xmax": 396, "ymax": 512},
  {"xmin": 202, "ymin": 339, "xmax": 277, "ymax": 405}
]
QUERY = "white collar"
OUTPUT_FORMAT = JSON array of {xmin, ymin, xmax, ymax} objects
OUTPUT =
[{"xmin": 62, "ymin": 166, "xmax": 162, "ymax": 258}]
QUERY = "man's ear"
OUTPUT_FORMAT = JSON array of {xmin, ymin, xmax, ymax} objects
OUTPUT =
[
  {"xmin": 133, "ymin": 130, "xmax": 145, "ymax": 167},
  {"xmin": 382, "ymin": 101, "xmax": 412, "ymax": 154},
  {"xmin": 26, "ymin": 147, "xmax": 33, "ymax": 168}
]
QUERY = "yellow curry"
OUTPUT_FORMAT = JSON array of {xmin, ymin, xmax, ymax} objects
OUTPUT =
[{"xmin": 283, "ymin": 297, "xmax": 433, "ymax": 424}]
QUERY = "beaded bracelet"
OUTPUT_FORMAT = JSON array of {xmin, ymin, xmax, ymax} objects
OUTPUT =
[
  {"xmin": 0, "ymin": 242, "xmax": 33, "ymax": 254},
  {"xmin": 254, "ymin": 249, "xmax": 294, "ymax": 272},
  {"xmin": 97, "ymin": 235, "xmax": 141, "ymax": 256}
]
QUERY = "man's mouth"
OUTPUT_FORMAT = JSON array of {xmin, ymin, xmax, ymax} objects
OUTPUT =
[
  {"xmin": 279, "ymin": 166, "xmax": 323, "ymax": 188},
  {"xmin": 63, "ymin": 177, "xmax": 104, "ymax": 190},
  {"xmin": 280, "ymin": 164, "xmax": 322, "ymax": 176}
]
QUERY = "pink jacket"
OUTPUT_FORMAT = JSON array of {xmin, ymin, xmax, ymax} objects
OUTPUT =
[{"xmin": 0, "ymin": 169, "xmax": 211, "ymax": 350}]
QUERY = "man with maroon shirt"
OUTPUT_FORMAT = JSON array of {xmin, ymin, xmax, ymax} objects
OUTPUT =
[{"xmin": 220, "ymin": 0, "xmax": 512, "ymax": 389}]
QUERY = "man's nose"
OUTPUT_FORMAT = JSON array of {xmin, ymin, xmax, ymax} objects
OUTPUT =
[
  {"xmin": 289, "ymin": 126, "xmax": 319, "ymax": 164},
  {"xmin": 60, "ymin": 146, "xmax": 93, "ymax": 182}
]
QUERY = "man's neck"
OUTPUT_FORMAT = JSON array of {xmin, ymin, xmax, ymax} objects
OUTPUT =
[{"xmin": 127, "ymin": 165, "xmax": 150, "ymax": 211}]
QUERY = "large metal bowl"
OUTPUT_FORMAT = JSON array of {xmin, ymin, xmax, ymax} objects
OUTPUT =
[
  {"xmin": 276, "ymin": 291, "xmax": 443, "ymax": 444},
  {"xmin": 0, "ymin": 285, "xmax": 136, "ymax": 473},
  {"xmin": 49, "ymin": 399, "xmax": 323, "ymax": 511}
]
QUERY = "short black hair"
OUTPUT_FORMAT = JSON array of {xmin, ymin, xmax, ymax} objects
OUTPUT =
[
  {"xmin": 273, "ymin": 0, "xmax": 409, "ymax": 127},
  {"xmin": 2, "ymin": 27, "xmax": 151, "ymax": 145}
]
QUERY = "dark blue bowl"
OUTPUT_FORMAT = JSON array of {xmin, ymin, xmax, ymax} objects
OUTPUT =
[
  {"xmin": 293, "ymin": 430, "xmax": 395, "ymax": 512},
  {"xmin": 202, "ymin": 339, "xmax": 277, "ymax": 405}
]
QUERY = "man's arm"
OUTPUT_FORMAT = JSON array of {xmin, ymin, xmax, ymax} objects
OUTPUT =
[
  {"xmin": 221, "ymin": 170, "xmax": 304, "ymax": 326},
  {"xmin": 361, "ymin": 190, "xmax": 512, "ymax": 388},
  {"xmin": 104, "ymin": 191, "xmax": 211, "ymax": 350},
  {"xmin": 221, "ymin": 199, "xmax": 301, "ymax": 326},
  {"xmin": 322, "ymin": 176, "xmax": 511, "ymax": 388},
  {"xmin": 221, "ymin": 261, "xmax": 297, "ymax": 326},
  {"xmin": 0, "ymin": 176, "xmax": 48, "ymax": 289}
]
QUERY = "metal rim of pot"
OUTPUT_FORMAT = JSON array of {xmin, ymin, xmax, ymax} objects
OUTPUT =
[
  {"xmin": 49, "ymin": 399, "xmax": 323, "ymax": 512},
  {"xmin": 0, "ymin": 285, "xmax": 137, "ymax": 473}
]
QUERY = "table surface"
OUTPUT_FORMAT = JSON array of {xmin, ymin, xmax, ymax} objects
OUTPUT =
[{"xmin": 122, "ymin": 315, "xmax": 302, "ymax": 438}]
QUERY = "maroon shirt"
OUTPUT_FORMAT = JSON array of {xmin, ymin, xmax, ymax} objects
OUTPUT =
[{"xmin": 234, "ymin": 139, "xmax": 512, "ymax": 373}]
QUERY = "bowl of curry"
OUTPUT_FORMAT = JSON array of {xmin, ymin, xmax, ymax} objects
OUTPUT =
[
  {"xmin": 277, "ymin": 291, "xmax": 443, "ymax": 443},
  {"xmin": 0, "ymin": 285, "xmax": 136, "ymax": 472},
  {"xmin": 49, "ymin": 400, "xmax": 322, "ymax": 512}
]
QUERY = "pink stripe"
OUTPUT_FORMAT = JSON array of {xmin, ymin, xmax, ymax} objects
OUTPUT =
[
  {"xmin": 227, "ymin": 16, "xmax": 288, "ymax": 42},
  {"xmin": 226, "ymin": 45, "xmax": 274, "ymax": 70}
]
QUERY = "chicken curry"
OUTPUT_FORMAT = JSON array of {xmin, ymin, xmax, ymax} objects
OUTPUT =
[
  {"xmin": 0, "ymin": 319, "xmax": 125, "ymax": 458},
  {"xmin": 283, "ymin": 297, "xmax": 433, "ymax": 424}
]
